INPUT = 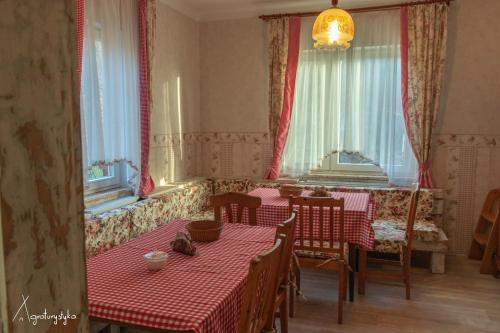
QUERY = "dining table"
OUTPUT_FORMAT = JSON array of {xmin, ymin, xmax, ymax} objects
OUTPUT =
[
  {"xmin": 222, "ymin": 188, "xmax": 375, "ymax": 301},
  {"xmin": 87, "ymin": 219, "xmax": 275, "ymax": 333}
]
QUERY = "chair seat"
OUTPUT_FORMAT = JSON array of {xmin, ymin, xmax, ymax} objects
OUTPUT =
[
  {"xmin": 294, "ymin": 240, "xmax": 349, "ymax": 261},
  {"xmin": 375, "ymin": 218, "xmax": 440, "ymax": 241},
  {"xmin": 373, "ymin": 224, "xmax": 406, "ymax": 254},
  {"xmin": 372, "ymin": 218, "xmax": 440, "ymax": 254}
]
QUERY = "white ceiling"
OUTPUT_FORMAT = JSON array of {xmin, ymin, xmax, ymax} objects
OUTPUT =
[{"xmin": 160, "ymin": 0, "xmax": 412, "ymax": 21}]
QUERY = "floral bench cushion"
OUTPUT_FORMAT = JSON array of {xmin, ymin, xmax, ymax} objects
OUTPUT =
[
  {"xmin": 188, "ymin": 209, "xmax": 215, "ymax": 221},
  {"xmin": 372, "ymin": 219, "xmax": 440, "ymax": 253},
  {"xmin": 85, "ymin": 180, "xmax": 212, "ymax": 257},
  {"xmin": 208, "ymin": 179, "xmax": 435, "ymax": 222},
  {"xmin": 302, "ymin": 185, "xmax": 434, "ymax": 221},
  {"xmin": 211, "ymin": 178, "xmax": 251, "ymax": 194}
]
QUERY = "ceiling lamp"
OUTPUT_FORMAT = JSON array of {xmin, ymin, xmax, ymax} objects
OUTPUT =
[{"xmin": 312, "ymin": 0, "xmax": 354, "ymax": 49}]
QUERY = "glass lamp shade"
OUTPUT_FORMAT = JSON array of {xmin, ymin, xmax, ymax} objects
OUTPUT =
[{"xmin": 312, "ymin": 7, "xmax": 354, "ymax": 49}]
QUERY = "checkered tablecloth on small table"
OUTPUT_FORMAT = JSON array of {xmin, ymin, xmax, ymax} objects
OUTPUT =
[
  {"xmin": 87, "ymin": 219, "xmax": 275, "ymax": 333},
  {"xmin": 222, "ymin": 188, "xmax": 375, "ymax": 250}
]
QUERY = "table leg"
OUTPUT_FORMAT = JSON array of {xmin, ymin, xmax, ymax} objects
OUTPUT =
[
  {"xmin": 358, "ymin": 248, "xmax": 367, "ymax": 295},
  {"xmin": 348, "ymin": 243, "xmax": 356, "ymax": 302},
  {"xmin": 109, "ymin": 325, "xmax": 120, "ymax": 333}
]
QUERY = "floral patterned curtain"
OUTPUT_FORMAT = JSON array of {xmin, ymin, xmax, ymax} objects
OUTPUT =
[
  {"xmin": 401, "ymin": 3, "xmax": 448, "ymax": 188},
  {"xmin": 265, "ymin": 17, "xmax": 301, "ymax": 180},
  {"xmin": 267, "ymin": 18, "xmax": 289, "ymax": 146}
]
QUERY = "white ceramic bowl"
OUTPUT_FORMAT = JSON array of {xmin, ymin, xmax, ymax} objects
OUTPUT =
[{"xmin": 144, "ymin": 251, "xmax": 168, "ymax": 271}]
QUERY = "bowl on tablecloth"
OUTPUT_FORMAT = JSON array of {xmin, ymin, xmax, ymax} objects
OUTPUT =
[
  {"xmin": 144, "ymin": 250, "xmax": 168, "ymax": 270},
  {"xmin": 279, "ymin": 184, "xmax": 303, "ymax": 198},
  {"xmin": 186, "ymin": 220, "xmax": 223, "ymax": 242}
]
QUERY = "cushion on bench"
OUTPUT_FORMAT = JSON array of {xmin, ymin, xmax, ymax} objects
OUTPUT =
[
  {"xmin": 188, "ymin": 209, "xmax": 215, "ymax": 221},
  {"xmin": 211, "ymin": 178, "xmax": 251, "ymax": 194},
  {"xmin": 85, "ymin": 180, "xmax": 213, "ymax": 257}
]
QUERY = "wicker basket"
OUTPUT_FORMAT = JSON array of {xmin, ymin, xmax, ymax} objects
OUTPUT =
[
  {"xmin": 186, "ymin": 220, "xmax": 223, "ymax": 242},
  {"xmin": 279, "ymin": 185, "xmax": 303, "ymax": 198}
]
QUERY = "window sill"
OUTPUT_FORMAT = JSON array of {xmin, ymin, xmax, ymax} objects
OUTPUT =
[
  {"xmin": 84, "ymin": 195, "xmax": 139, "ymax": 217},
  {"xmin": 84, "ymin": 187, "xmax": 133, "ymax": 208},
  {"xmin": 292, "ymin": 170, "xmax": 391, "ymax": 188},
  {"xmin": 84, "ymin": 187, "xmax": 137, "ymax": 217},
  {"xmin": 146, "ymin": 177, "xmax": 208, "ymax": 198}
]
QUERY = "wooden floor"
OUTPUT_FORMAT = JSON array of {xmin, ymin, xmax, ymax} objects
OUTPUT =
[
  {"xmin": 287, "ymin": 256, "xmax": 500, "ymax": 333},
  {"xmin": 105, "ymin": 256, "xmax": 500, "ymax": 333}
]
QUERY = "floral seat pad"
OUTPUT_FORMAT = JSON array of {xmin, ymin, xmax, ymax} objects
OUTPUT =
[{"xmin": 372, "ymin": 218, "xmax": 440, "ymax": 253}]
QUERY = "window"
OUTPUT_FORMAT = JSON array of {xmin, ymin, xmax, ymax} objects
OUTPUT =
[
  {"xmin": 282, "ymin": 11, "xmax": 417, "ymax": 185},
  {"xmin": 80, "ymin": 0, "xmax": 140, "ymax": 194}
]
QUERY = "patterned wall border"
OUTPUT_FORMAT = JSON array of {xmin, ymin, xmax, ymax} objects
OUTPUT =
[
  {"xmin": 151, "ymin": 132, "xmax": 270, "ymax": 147},
  {"xmin": 434, "ymin": 134, "xmax": 500, "ymax": 147}
]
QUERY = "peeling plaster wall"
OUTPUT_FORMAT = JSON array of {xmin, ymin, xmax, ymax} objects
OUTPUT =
[{"xmin": 0, "ymin": 1, "xmax": 88, "ymax": 332}]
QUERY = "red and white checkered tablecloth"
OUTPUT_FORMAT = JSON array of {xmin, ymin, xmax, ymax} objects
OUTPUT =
[
  {"xmin": 223, "ymin": 188, "xmax": 375, "ymax": 249},
  {"xmin": 87, "ymin": 219, "xmax": 275, "ymax": 333}
]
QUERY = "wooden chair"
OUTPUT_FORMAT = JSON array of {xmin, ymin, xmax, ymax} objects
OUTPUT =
[
  {"xmin": 211, "ymin": 192, "xmax": 262, "ymax": 225},
  {"xmin": 360, "ymin": 183, "xmax": 420, "ymax": 300},
  {"xmin": 265, "ymin": 211, "xmax": 297, "ymax": 333},
  {"xmin": 289, "ymin": 196, "xmax": 348, "ymax": 324},
  {"xmin": 238, "ymin": 235, "xmax": 286, "ymax": 333},
  {"xmin": 495, "ymin": 221, "xmax": 500, "ymax": 278},
  {"xmin": 468, "ymin": 189, "xmax": 500, "ymax": 275}
]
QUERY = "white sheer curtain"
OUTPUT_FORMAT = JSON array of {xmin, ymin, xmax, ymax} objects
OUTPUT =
[
  {"xmin": 81, "ymin": 0, "xmax": 140, "ymax": 188},
  {"xmin": 282, "ymin": 11, "xmax": 417, "ymax": 185}
]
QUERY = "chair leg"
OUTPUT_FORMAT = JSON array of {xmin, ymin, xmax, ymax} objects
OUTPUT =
[
  {"xmin": 348, "ymin": 243, "xmax": 356, "ymax": 302},
  {"xmin": 280, "ymin": 289, "xmax": 289, "ymax": 333},
  {"xmin": 290, "ymin": 254, "xmax": 301, "ymax": 318},
  {"xmin": 338, "ymin": 262, "xmax": 345, "ymax": 324},
  {"xmin": 403, "ymin": 250, "xmax": 411, "ymax": 300},
  {"xmin": 289, "ymin": 283, "xmax": 295, "ymax": 318},
  {"xmin": 358, "ymin": 248, "xmax": 367, "ymax": 295},
  {"xmin": 296, "ymin": 266, "xmax": 301, "ymax": 294}
]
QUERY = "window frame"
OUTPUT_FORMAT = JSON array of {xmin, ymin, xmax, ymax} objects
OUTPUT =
[{"xmin": 84, "ymin": 163, "xmax": 129, "ymax": 195}]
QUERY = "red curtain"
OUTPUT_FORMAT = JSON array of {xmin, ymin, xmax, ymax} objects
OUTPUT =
[
  {"xmin": 137, "ymin": 0, "xmax": 155, "ymax": 196},
  {"xmin": 265, "ymin": 17, "xmax": 301, "ymax": 180},
  {"xmin": 76, "ymin": 0, "xmax": 84, "ymax": 79}
]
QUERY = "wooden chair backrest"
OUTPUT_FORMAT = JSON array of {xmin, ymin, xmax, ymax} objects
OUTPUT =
[
  {"xmin": 289, "ymin": 196, "xmax": 345, "ymax": 260},
  {"xmin": 211, "ymin": 192, "xmax": 262, "ymax": 225},
  {"xmin": 275, "ymin": 211, "xmax": 297, "ymax": 288},
  {"xmin": 238, "ymin": 236, "xmax": 285, "ymax": 333},
  {"xmin": 482, "ymin": 189, "xmax": 500, "ymax": 217},
  {"xmin": 404, "ymin": 183, "xmax": 421, "ymax": 252}
]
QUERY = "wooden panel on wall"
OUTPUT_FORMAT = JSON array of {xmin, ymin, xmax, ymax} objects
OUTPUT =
[
  {"xmin": 0, "ymin": 0, "xmax": 88, "ymax": 332},
  {"xmin": 433, "ymin": 134, "xmax": 500, "ymax": 255}
]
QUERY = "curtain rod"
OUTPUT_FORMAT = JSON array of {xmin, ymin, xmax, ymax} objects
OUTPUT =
[{"xmin": 259, "ymin": 0, "xmax": 452, "ymax": 21}]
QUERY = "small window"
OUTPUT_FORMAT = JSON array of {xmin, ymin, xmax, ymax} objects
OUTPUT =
[
  {"xmin": 310, "ymin": 152, "xmax": 386, "ymax": 177},
  {"xmin": 85, "ymin": 164, "xmax": 124, "ymax": 194}
]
